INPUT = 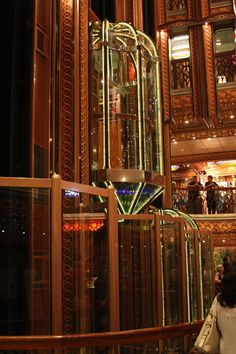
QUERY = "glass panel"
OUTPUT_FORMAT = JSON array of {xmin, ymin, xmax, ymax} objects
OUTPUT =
[
  {"xmin": 0, "ymin": 187, "xmax": 51, "ymax": 335},
  {"xmin": 89, "ymin": 21, "xmax": 164, "ymax": 176},
  {"xmin": 90, "ymin": 47, "xmax": 105, "ymax": 170},
  {"xmin": 186, "ymin": 232, "xmax": 198, "ymax": 321},
  {"xmin": 119, "ymin": 218, "xmax": 158, "ymax": 329},
  {"xmin": 108, "ymin": 49, "xmax": 139, "ymax": 169},
  {"xmin": 198, "ymin": 232, "xmax": 214, "ymax": 317},
  {"xmin": 141, "ymin": 58, "xmax": 162, "ymax": 173},
  {"xmin": 215, "ymin": 28, "xmax": 234, "ymax": 53},
  {"xmin": 170, "ymin": 35, "xmax": 190, "ymax": 60},
  {"xmin": 160, "ymin": 221, "xmax": 183, "ymax": 325},
  {"xmin": 62, "ymin": 190, "xmax": 109, "ymax": 333}
]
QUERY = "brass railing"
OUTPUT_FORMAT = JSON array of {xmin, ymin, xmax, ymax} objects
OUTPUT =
[{"xmin": 172, "ymin": 186, "xmax": 236, "ymax": 214}]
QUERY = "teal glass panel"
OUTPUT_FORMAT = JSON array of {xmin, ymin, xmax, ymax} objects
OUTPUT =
[
  {"xmin": 111, "ymin": 182, "xmax": 142, "ymax": 214},
  {"xmin": 133, "ymin": 184, "xmax": 163, "ymax": 214}
]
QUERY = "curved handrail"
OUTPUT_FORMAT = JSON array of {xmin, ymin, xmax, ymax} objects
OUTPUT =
[{"xmin": 0, "ymin": 321, "xmax": 203, "ymax": 349}]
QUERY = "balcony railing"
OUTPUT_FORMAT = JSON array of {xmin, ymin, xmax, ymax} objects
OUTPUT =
[{"xmin": 172, "ymin": 186, "xmax": 236, "ymax": 215}]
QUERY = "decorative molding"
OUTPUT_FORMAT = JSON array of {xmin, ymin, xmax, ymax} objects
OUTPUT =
[
  {"xmin": 171, "ymin": 150, "xmax": 236, "ymax": 164},
  {"xmin": 79, "ymin": 0, "xmax": 89, "ymax": 186},
  {"xmin": 198, "ymin": 220, "xmax": 236, "ymax": 232},
  {"xmin": 59, "ymin": 0, "xmax": 74, "ymax": 182},
  {"xmin": 59, "ymin": 0, "xmax": 74, "ymax": 336},
  {"xmin": 203, "ymin": 23, "xmax": 218, "ymax": 126},
  {"xmin": 171, "ymin": 126, "xmax": 236, "ymax": 141},
  {"xmin": 157, "ymin": 30, "xmax": 170, "ymax": 121}
]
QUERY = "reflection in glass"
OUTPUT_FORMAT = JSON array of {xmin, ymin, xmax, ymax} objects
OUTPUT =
[
  {"xmin": 0, "ymin": 187, "xmax": 50, "ymax": 335},
  {"xmin": 118, "ymin": 219, "xmax": 158, "ymax": 330},
  {"xmin": 62, "ymin": 191, "xmax": 109, "ymax": 333},
  {"xmin": 160, "ymin": 221, "xmax": 183, "ymax": 325}
]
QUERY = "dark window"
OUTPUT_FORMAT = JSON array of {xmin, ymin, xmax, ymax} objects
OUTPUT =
[
  {"xmin": 0, "ymin": 0, "xmax": 33, "ymax": 177},
  {"xmin": 142, "ymin": 0, "xmax": 155, "ymax": 40},
  {"xmin": 90, "ymin": 0, "xmax": 115, "ymax": 22}
]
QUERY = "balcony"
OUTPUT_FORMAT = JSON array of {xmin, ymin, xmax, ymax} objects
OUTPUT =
[{"xmin": 172, "ymin": 186, "xmax": 236, "ymax": 215}]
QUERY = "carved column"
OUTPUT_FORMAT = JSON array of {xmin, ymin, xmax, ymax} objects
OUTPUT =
[
  {"xmin": 59, "ymin": 0, "xmax": 74, "ymax": 181},
  {"xmin": 78, "ymin": 0, "xmax": 89, "ymax": 185},
  {"xmin": 202, "ymin": 23, "xmax": 218, "ymax": 126},
  {"xmin": 157, "ymin": 30, "xmax": 170, "ymax": 122},
  {"xmin": 157, "ymin": 30, "xmax": 172, "ymax": 208}
]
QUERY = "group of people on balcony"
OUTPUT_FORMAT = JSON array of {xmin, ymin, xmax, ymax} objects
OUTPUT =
[{"xmin": 187, "ymin": 175, "xmax": 219, "ymax": 214}]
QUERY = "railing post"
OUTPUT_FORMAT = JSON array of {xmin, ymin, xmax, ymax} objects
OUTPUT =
[
  {"xmin": 51, "ymin": 174, "xmax": 62, "ymax": 334},
  {"xmin": 107, "ymin": 186, "xmax": 120, "ymax": 331}
]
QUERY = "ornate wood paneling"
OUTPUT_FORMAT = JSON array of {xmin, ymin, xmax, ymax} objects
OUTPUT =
[
  {"xmin": 198, "ymin": 219, "xmax": 236, "ymax": 247},
  {"xmin": 217, "ymin": 86, "xmax": 236, "ymax": 125},
  {"xmin": 155, "ymin": 0, "xmax": 166, "ymax": 25},
  {"xmin": 171, "ymin": 149, "xmax": 236, "ymax": 164},
  {"xmin": 200, "ymin": 0, "xmax": 210, "ymax": 18},
  {"xmin": 171, "ymin": 126, "xmax": 236, "ymax": 141},
  {"xmin": 171, "ymin": 93, "xmax": 197, "ymax": 128}
]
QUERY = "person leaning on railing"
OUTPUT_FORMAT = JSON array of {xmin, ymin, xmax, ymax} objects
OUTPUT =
[
  {"xmin": 205, "ymin": 175, "xmax": 218, "ymax": 214},
  {"xmin": 187, "ymin": 176, "xmax": 203, "ymax": 214}
]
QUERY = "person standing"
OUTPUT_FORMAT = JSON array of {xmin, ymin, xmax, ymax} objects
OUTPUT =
[
  {"xmin": 205, "ymin": 175, "xmax": 218, "ymax": 214},
  {"xmin": 187, "ymin": 175, "xmax": 203, "ymax": 213},
  {"xmin": 216, "ymin": 265, "xmax": 236, "ymax": 353}
]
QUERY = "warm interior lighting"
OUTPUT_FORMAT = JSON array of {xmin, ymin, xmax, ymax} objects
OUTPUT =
[{"xmin": 63, "ymin": 220, "xmax": 104, "ymax": 232}]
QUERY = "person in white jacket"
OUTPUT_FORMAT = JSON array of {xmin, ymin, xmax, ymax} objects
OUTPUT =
[{"xmin": 216, "ymin": 263, "xmax": 236, "ymax": 354}]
